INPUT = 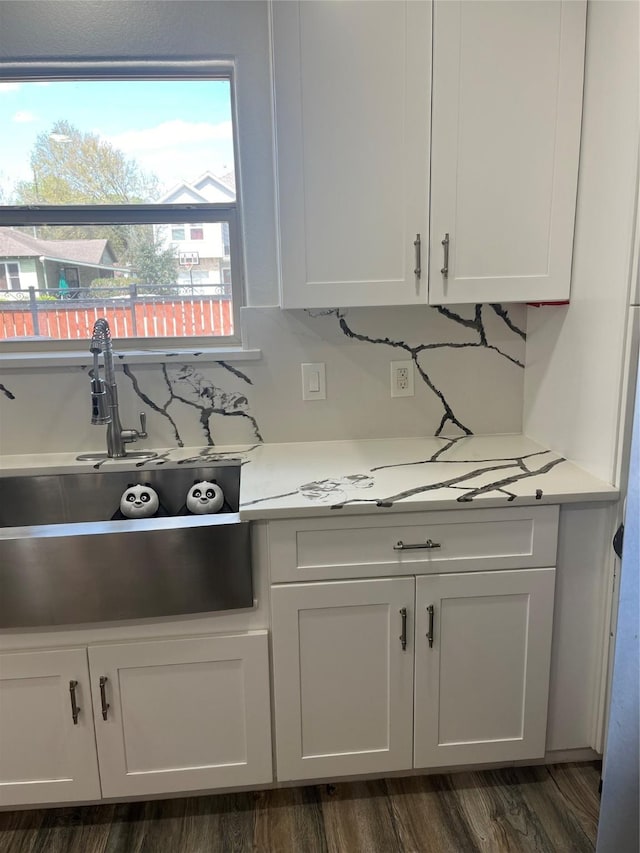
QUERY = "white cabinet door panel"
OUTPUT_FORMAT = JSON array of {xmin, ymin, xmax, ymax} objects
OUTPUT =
[
  {"xmin": 414, "ymin": 568, "xmax": 555, "ymax": 767},
  {"xmin": 0, "ymin": 648, "xmax": 101, "ymax": 806},
  {"xmin": 89, "ymin": 633, "xmax": 272, "ymax": 797},
  {"xmin": 271, "ymin": 578, "xmax": 414, "ymax": 780},
  {"xmin": 272, "ymin": 1, "xmax": 430, "ymax": 307},
  {"xmin": 429, "ymin": 1, "xmax": 585, "ymax": 304}
]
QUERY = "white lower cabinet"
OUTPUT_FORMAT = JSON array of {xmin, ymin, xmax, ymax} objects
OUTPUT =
[
  {"xmin": 271, "ymin": 570, "xmax": 556, "ymax": 781},
  {"xmin": 0, "ymin": 648, "xmax": 101, "ymax": 807},
  {"xmin": 0, "ymin": 632, "xmax": 272, "ymax": 806},
  {"xmin": 90, "ymin": 633, "xmax": 273, "ymax": 798},
  {"xmin": 271, "ymin": 578, "xmax": 415, "ymax": 781},
  {"xmin": 414, "ymin": 569, "xmax": 556, "ymax": 768}
]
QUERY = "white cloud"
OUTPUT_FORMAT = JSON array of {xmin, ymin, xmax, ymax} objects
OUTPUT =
[
  {"xmin": 106, "ymin": 119, "xmax": 233, "ymax": 153},
  {"xmin": 12, "ymin": 110, "xmax": 37, "ymax": 123},
  {"xmin": 0, "ymin": 82, "xmax": 21, "ymax": 93},
  {"xmin": 98, "ymin": 120, "xmax": 235, "ymax": 189}
]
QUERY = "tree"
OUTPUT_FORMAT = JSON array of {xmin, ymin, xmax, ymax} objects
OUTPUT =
[
  {"xmin": 127, "ymin": 227, "xmax": 179, "ymax": 289},
  {"xmin": 0, "ymin": 172, "xmax": 9, "ymax": 204},
  {"xmin": 13, "ymin": 120, "xmax": 166, "ymax": 271},
  {"xmin": 15, "ymin": 119, "xmax": 158, "ymax": 206}
]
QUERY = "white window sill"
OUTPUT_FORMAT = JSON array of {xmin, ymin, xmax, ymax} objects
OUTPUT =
[{"xmin": 0, "ymin": 347, "xmax": 262, "ymax": 369}]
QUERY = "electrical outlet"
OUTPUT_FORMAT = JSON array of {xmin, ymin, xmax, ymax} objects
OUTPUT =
[{"xmin": 390, "ymin": 360, "xmax": 414, "ymax": 397}]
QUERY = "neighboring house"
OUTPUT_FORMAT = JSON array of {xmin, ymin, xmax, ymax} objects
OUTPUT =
[
  {"xmin": 0, "ymin": 228, "xmax": 122, "ymax": 294},
  {"xmin": 157, "ymin": 171, "xmax": 235, "ymax": 291}
]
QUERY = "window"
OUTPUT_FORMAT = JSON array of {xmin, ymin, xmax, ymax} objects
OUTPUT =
[
  {"xmin": 0, "ymin": 262, "xmax": 21, "ymax": 291},
  {"xmin": 0, "ymin": 72, "xmax": 242, "ymax": 345}
]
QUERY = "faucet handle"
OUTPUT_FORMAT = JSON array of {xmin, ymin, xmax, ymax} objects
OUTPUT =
[{"xmin": 138, "ymin": 412, "xmax": 148, "ymax": 438}]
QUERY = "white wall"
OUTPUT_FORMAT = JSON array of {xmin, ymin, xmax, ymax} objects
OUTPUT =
[
  {"xmin": 523, "ymin": 0, "xmax": 639, "ymax": 485},
  {"xmin": 0, "ymin": 0, "xmax": 279, "ymax": 307}
]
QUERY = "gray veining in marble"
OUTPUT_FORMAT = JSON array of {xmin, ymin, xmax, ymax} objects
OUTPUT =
[{"xmin": 241, "ymin": 440, "xmax": 566, "ymax": 511}]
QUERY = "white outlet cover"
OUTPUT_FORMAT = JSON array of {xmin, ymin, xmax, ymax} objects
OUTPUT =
[{"xmin": 390, "ymin": 360, "xmax": 414, "ymax": 397}]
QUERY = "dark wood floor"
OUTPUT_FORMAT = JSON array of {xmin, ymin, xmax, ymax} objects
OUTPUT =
[{"xmin": 0, "ymin": 762, "xmax": 601, "ymax": 853}]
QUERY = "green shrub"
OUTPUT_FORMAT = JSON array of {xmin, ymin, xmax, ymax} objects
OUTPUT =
[{"xmin": 89, "ymin": 277, "xmax": 131, "ymax": 298}]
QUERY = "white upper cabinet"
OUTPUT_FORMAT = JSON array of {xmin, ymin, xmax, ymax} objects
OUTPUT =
[
  {"xmin": 272, "ymin": 0, "xmax": 585, "ymax": 308},
  {"xmin": 271, "ymin": 1, "xmax": 431, "ymax": 308},
  {"xmin": 429, "ymin": 0, "xmax": 586, "ymax": 305}
]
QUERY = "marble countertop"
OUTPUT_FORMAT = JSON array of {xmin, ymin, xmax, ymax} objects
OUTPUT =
[{"xmin": 0, "ymin": 434, "xmax": 618, "ymax": 520}]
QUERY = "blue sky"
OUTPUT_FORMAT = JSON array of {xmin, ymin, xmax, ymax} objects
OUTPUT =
[{"xmin": 0, "ymin": 79, "xmax": 235, "ymax": 199}]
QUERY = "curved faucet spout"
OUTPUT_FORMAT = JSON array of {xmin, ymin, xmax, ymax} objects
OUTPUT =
[
  {"xmin": 81, "ymin": 318, "xmax": 155, "ymax": 461},
  {"xmin": 90, "ymin": 318, "xmax": 110, "ymax": 354}
]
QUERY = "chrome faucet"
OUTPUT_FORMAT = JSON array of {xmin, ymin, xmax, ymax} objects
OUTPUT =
[{"xmin": 77, "ymin": 318, "xmax": 156, "ymax": 461}]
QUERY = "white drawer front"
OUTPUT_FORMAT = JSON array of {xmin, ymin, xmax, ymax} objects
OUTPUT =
[{"xmin": 269, "ymin": 506, "xmax": 559, "ymax": 582}]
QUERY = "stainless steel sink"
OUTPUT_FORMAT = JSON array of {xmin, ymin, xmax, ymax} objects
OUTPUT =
[{"xmin": 0, "ymin": 465, "xmax": 252, "ymax": 628}]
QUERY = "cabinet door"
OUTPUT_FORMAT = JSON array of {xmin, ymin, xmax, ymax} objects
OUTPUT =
[
  {"xmin": 0, "ymin": 648, "xmax": 101, "ymax": 807},
  {"xmin": 272, "ymin": 1, "xmax": 431, "ymax": 308},
  {"xmin": 414, "ymin": 568, "xmax": 555, "ymax": 767},
  {"xmin": 89, "ymin": 633, "xmax": 272, "ymax": 798},
  {"xmin": 271, "ymin": 578, "xmax": 414, "ymax": 781},
  {"xmin": 429, "ymin": 1, "xmax": 586, "ymax": 304}
]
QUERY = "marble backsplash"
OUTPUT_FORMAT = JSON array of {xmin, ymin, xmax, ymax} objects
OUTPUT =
[{"xmin": 0, "ymin": 304, "xmax": 526, "ymax": 455}]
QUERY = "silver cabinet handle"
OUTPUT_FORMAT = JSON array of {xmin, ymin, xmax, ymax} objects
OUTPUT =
[
  {"xmin": 426, "ymin": 604, "xmax": 435, "ymax": 649},
  {"xmin": 394, "ymin": 539, "xmax": 441, "ymax": 551},
  {"xmin": 99, "ymin": 676, "xmax": 110, "ymax": 721},
  {"xmin": 413, "ymin": 233, "xmax": 422, "ymax": 278},
  {"xmin": 399, "ymin": 607, "xmax": 408, "ymax": 650},
  {"xmin": 69, "ymin": 680, "xmax": 81, "ymax": 725},
  {"xmin": 441, "ymin": 233, "xmax": 449, "ymax": 277}
]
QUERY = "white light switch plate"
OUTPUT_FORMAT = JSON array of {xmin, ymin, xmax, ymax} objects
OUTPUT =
[{"xmin": 301, "ymin": 363, "xmax": 326, "ymax": 400}]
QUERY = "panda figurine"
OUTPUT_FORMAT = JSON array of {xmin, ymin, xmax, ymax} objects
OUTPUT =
[
  {"xmin": 182, "ymin": 480, "xmax": 225, "ymax": 515},
  {"xmin": 112, "ymin": 484, "xmax": 169, "ymax": 520}
]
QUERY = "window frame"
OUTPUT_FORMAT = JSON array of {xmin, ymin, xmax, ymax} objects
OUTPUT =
[{"xmin": 0, "ymin": 63, "xmax": 245, "ymax": 354}]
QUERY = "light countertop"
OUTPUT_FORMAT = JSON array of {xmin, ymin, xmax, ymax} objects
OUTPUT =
[{"xmin": 0, "ymin": 434, "xmax": 618, "ymax": 520}]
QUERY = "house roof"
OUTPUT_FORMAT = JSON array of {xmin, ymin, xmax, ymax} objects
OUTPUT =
[
  {"xmin": 39, "ymin": 239, "xmax": 113, "ymax": 265},
  {"xmin": 0, "ymin": 228, "xmax": 114, "ymax": 265},
  {"xmin": 215, "ymin": 170, "xmax": 236, "ymax": 192},
  {"xmin": 159, "ymin": 170, "xmax": 236, "ymax": 204},
  {"xmin": 160, "ymin": 183, "xmax": 208, "ymax": 205}
]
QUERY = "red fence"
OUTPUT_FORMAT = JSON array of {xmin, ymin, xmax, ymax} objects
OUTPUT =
[{"xmin": 0, "ymin": 297, "xmax": 234, "ymax": 340}]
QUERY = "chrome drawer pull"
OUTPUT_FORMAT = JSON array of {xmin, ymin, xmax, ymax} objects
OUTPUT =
[
  {"xmin": 393, "ymin": 539, "xmax": 441, "ymax": 551},
  {"xmin": 99, "ymin": 676, "xmax": 110, "ymax": 721},
  {"xmin": 399, "ymin": 608, "xmax": 408, "ymax": 650},
  {"xmin": 426, "ymin": 604, "xmax": 435, "ymax": 649},
  {"xmin": 69, "ymin": 680, "xmax": 81, "ymax": 725},
  {"xmin": 441, "ymin": 233, "xmax": 450, "ymax": 277},
  {"xmin": 413, "ymin": 233, "xmax": 422, "ymax": 278}
]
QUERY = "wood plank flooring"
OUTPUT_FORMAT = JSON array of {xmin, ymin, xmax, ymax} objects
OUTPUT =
[{"xmin": 0, "ymin": 762, "xmax": 601, "ymax": 853}]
